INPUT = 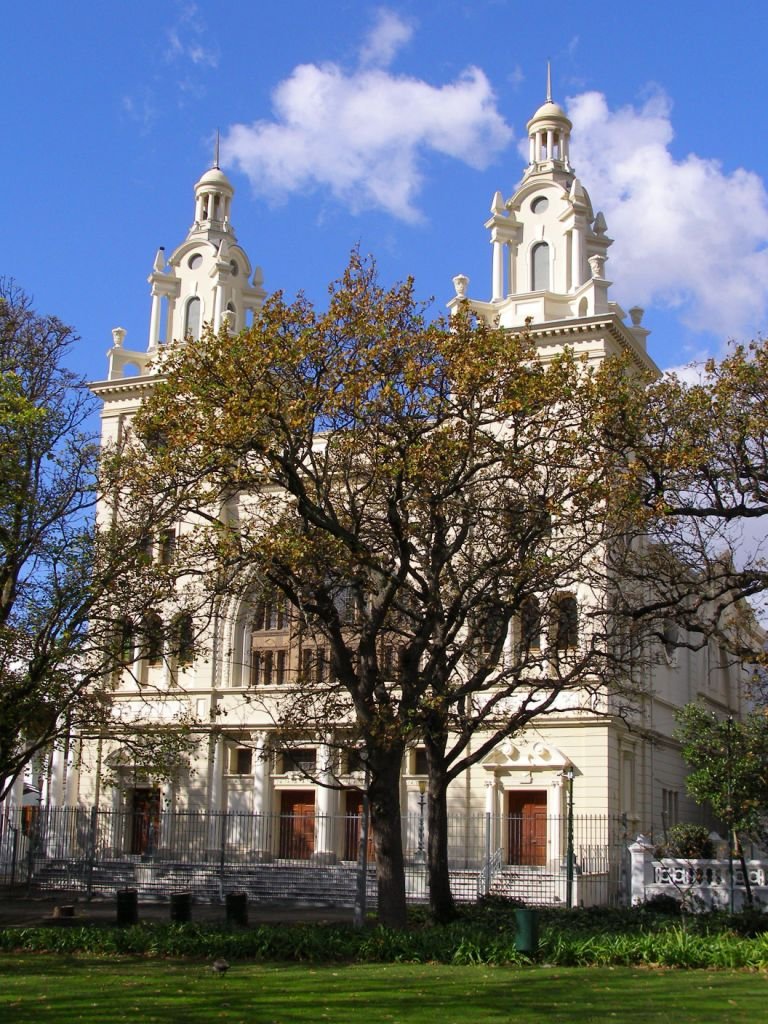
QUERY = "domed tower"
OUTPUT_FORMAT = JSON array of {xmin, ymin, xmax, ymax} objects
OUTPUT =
[
  {"xmin": 104, "ymin": 147, "xmax": 266, "ymax": 381},
  {"xmin": 449, "ymin": 68, "xmax": 652, "ymax": 366}
]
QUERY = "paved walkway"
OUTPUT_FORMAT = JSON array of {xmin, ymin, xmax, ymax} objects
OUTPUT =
[{"xmin": 0, "ymin": 891, "xmax": 355, "ymax": 928}]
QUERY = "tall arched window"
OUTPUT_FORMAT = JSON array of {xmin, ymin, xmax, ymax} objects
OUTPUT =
[
  {"xmin": 552, "ymin": 595, "xmax": 578, "ymax": 650},
  {"xmin": 531, "ymin": 242, "xmax": 550, "ymax": 291},
  {"xmin": 141, "ymin": 611, "xmax": 164, "ymax": 666},
  {"xmin": 184, "ymin": 297, "xmax": 201, "ymax": 340},
  {"xmin": 173, "ymin": 612, "xmax": 195, "ymax": 666},
  {"xmin": 520, "ymin": 596, "xmax": 541, "ymax": 651},
  {"xmin": 117, "ymin": 617, "xmax": 135, "ymax": 665}
]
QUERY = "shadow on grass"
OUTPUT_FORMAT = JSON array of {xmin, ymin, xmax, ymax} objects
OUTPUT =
[{"xmin": 1, "ymin": 959, "xmax": 767, "ymax": 1024}]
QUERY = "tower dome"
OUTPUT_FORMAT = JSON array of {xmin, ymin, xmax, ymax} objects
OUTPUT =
[{"xmin": 525, "ymin": 65, "xmax": 572, "ymax": 178}]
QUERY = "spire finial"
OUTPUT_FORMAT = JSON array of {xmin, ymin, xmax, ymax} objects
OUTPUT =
[
  {"xmin": 213, "ymin": 129, "xmax": 220, "ymax": 170},
  {"xmin": 546, "ymin": 61, "xmax": 552, "ymax": 103}
]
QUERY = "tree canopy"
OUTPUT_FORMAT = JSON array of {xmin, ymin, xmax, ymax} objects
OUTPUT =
[
  {"xmin": 0, "ymin": 280, "xmax": 195, "ymax": 801},
  {"xmin": 115, "ymin": 253, "xmax": 648, "ymax": 924}
]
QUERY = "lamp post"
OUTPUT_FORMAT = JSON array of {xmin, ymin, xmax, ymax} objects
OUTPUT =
[
  {"xmin": 416, "ymin": 779, "xmax": 426, "ymax": 862},
  {"xmin": 561, "ymin": 766, "xmax": 575, "ymax": 909}
]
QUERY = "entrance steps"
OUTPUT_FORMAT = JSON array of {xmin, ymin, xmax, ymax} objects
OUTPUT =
[{"xmin": 488, "ymin": 867, "xmax": 565, "ymax": 906}]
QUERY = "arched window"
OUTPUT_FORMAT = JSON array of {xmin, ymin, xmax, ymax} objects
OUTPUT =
[
  {"xmin": 552, "ymin": 595, "xmax": 578, "ymax": 650},
  {"xmin": 141, "ymin": 611, "xmax": 164, "ymax": 666},
  {"xmin": 531, "ymin": 242, "xmax": 550, "ymax": 291},
  {"xmin": 173, "ymin": 612, "xmax": 195, "ymax": 666},
  {"xmin": 117, "ymin": 617, "xmax": 135, "ymax": 665},
  {"xmin": 184, "ymin": 297, "xmax": 201, "ymax": 340},
  {"xmin": 251, "ymin": 597, "xmax": 290, "ymax": 686},
  {"xmin": 520, "ymin": 596, "xmax": 541, "ymax": 651}
]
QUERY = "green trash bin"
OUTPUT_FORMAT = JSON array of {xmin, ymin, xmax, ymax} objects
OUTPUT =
[
  {"xmin": 514, "ymin": 908, "xmax": 539, "ymax": 955},
  {"xmin": 170, "ymin": 891, "xmax": 192, "ymax": 923},
  {"xmin": 116, "ymin": 888, "xmax": 138, "ymax": 927},
  {"xmin": 226, "ymin": 891, "xmax": 248, "ymax": 928}
]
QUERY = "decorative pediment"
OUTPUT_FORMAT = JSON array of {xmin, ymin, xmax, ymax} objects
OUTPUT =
[{"xmin": 482, "ymin": 737, "xmax": 570, "ymax": 772}]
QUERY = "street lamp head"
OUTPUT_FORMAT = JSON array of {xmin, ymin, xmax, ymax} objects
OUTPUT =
[{"xmin": 418, "ymin": 779, "xmax": 426, "ymax": 795}]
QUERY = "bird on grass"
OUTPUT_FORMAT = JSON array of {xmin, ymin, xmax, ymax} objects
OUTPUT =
[{"xmin": 211, "ymin": 958, "xmax": 230, "ymax": 975}]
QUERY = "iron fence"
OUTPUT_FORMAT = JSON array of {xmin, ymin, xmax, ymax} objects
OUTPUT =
[{"xmin": 0, "ymin": 806, "xmax": 628, "ymax": 907}]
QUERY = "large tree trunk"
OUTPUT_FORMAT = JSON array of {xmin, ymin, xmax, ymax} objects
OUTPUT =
[
  {"xmin": 367, "ymin": 749, "xmax": 408, "ymax": 929},
  {"xmin": 425, "ymin": 731, "xmax": 456, "ymax": 923}
]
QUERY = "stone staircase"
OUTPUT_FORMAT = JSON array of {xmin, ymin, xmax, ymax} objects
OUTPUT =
[
  {"xmin": 488, "ymin": 867, "xmax": 566, "ymax": 906},
  {"xmin": 31, "ymin": 857, "xmax": 373, "ymax": 906}
]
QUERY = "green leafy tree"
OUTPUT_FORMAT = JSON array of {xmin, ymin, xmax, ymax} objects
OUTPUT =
[
  {"xmin": 113, "ymin": 253, "xmax": 643, "ymax": 925},
  {"xmin": 0, "ymin": 280, "xmax": 195, "ymax": 801},
  {"xmin": 675, "ymin": 703, "xmax": 768, "ymax": 903}
]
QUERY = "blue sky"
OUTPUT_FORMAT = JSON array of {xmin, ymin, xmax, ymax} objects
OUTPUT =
[{"xmin": 5, "ymin": 1, "xmax": 768, "ymax": 383}]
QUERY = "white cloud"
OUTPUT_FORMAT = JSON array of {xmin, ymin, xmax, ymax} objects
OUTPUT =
[
  {"xmin": 166, "ymin": 1, "xmax": 218, "ymax": 69},
  {"xmin": 567, "ymin": 90, "xmax": 768, "ymax": 340},
  {"xmin": 358, "ymin": 9, "xmax": 414, "ymax": 69},
  {"xmin": 222, "ymin": 18, "xmax": 511, "ymax": 222}
]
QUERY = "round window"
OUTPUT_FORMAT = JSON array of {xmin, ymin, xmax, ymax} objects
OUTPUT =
[
  {"xmin": 531, "ymin": 196, "xmax": 549, "ymax": 214},
  {"xmin": 188, "ymin": 253, "xmax": 203, "ymax": 269}
]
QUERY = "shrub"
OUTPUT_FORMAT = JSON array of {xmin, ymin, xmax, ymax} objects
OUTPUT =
[{"xmin": 660, "ymin": 823, "xmax": 715, "ymax": 859}]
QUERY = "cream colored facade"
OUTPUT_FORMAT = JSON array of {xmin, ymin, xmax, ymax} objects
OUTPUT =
[{"xmin": 50, "ymin": 88, "xmax": 747, "ymax": 869}]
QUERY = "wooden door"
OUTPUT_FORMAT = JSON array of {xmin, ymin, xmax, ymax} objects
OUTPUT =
[
  {"xmin": 130, "ymin": 787, "xmax": 161, "ymax": 855},
  {"xmin": 279, "ymin": 790, "xmax": 315, "ymax": 859},
  {"xmin": 343, "ymin": 790, "xmax": 375, "ymax": 862},
  {"xmin": 507, "ymin": 791, "xmax": 547, "ymax": 866}
]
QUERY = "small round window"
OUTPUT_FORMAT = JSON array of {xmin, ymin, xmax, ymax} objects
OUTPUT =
[
  {"xmin": 188, "ymin": 253, "xmax": 203, "ymax": 269},
  {"xmin": 531, "ymin": 196, "xmax": 549, "ymax": 214}
]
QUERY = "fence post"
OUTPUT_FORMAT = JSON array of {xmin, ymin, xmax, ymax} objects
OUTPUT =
[
  {"xmin": 25, "ymin": 810, "xmax": 38, "ymax": 895},
  {"xmin": 628, "ymin": 834, "xmax": 654, "ymax": 906},
  {"xmin": 9, "ymin": 825, "xmax": 18, "ymax": 890},
  {"xmin": 86, "ymin": 806, "xmax": 98, "ymax": 902},
  {"xmin": 218, "ymin": 812, "xmax": 228, "ymax": 902}
]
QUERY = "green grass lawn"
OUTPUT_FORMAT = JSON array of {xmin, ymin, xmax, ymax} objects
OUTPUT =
[{"xmin": 0, "ymin": 957, "xmax": 766, "ymax": 1024}]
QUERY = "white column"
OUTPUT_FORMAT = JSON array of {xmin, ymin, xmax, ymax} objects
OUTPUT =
[
  {"xmin": 546, "ymin": 129, "xmax": 554, "ymax": 160},
  {"xmin": 207, "ymin": 733, "xmax": 225, "ymax": 855},
  {"xmin": 48, "ymin": 744, "xmax": 66, "ymax": 807},
  {"xmin": 484, "ymin": 779, "xmax": 498, "ymax": 862},
  {"xmin": 313, "ymin": 742, "xmax": 338, "ymax": 863},
  {"xmin": 7, "ymin": 772, "xmax": 24, "ymax": 813},
  {"xmin": 148, "ymin": 290, "xmax": 162, "ymax": 350},
  {"xmin": 213, "ymin": 283, "xmax": 224, "ymax": 331},
  {"xmin": 210, "ymin": 735, "xmax": 225, "ymax": 814},
  {"xmin": 571, "ymin": 223, "xmax": 584, "ymax": 290},
  {"xmin": 251, "ymin": 733, "xmax": 273, "ymax": 861},
  {"xmin": 535, "ymin": 131, "xmax": 543, "ymax": 163},
  {"xmin": 551, "ymin": 777, "xmax": 564, "ymax": 883},
  {"xmin": 529, "ymin": 136, "xmax": 535, "ymax": 163},
  {"xmin": 491, "ymin": 237, "xmax": 504, "ymax": 301},
  {"xmin": 506, "ymin": 243, "xmax": 516, "ymax": 296},
  {"xmin": 64, "ymin": 740, "xmax": 80, "ymax": 805}
]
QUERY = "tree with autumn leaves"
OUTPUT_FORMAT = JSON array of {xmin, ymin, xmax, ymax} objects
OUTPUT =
[{"xmin": 112, "ymin": 253, "xmax": 652, "ymax": 925}]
